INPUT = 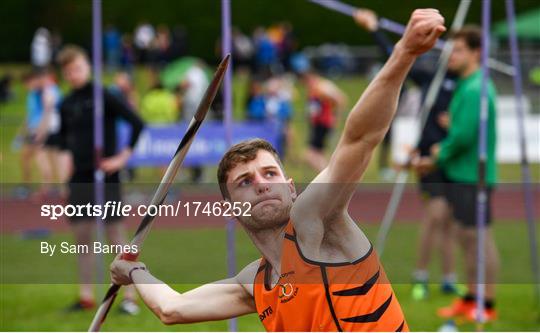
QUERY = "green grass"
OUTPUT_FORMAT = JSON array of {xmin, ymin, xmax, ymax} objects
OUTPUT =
[
  {"xmin": 1, "ymin": 64, "xmax": 538, "ymax": 184},
  {"xmin": 1, "ymin": 223, "xmax": 539, "ymax": 331}
]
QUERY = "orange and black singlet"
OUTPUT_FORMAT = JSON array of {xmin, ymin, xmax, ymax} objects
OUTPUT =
[{"xmin": 253, "ymin": 221, "xmax": 408, "ymax": 332}]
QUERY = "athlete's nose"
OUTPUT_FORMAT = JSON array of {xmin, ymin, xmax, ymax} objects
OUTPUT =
[{"xmin": 253, "ymin": 173, "xmax": 270, "ymax": 194}]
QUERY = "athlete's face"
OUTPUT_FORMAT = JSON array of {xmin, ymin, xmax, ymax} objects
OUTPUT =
[
  {"xmin": 62, "ymin": 55, "xmax": 91, "ymax": 89},
  {"xmin": 226, "ymin": 150, "xmax": 296, "ymax": 230},
  {"xmin": 448, "ymin": 38, "xmax": 480, "ymax": 76}
]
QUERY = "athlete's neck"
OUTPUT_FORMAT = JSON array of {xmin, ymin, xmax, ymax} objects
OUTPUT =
[{"xmin": 244, "ymin": 222, "xmax": 288, "ymax": 274}]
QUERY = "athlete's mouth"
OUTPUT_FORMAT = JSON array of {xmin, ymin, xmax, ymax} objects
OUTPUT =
[{"xmin": 252, "ymin": 195, "xmax": 281, "ymax": 208}]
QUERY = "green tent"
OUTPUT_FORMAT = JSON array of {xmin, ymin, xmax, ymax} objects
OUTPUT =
[{"xmin": 493, "ymin": 7, "xmax": 540, "ymax": 40}]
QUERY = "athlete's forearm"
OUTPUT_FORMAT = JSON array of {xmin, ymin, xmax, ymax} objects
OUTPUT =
[
  {"xmin": 341, "ymin": 43, "xmax": 416, "ymax": 147},
  {"xmin": 131, "ymin": 270, "xmax": 184, "ymax": 324}
]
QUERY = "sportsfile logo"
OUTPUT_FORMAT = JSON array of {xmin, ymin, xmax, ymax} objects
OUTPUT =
[{"xmin": 40, "ymin": 200, "xmax": 252, "ymax": 220}]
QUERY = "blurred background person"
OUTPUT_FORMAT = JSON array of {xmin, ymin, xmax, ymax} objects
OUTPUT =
[
  {"xmin": 31, "ymin": 27, "xmax": 52, "ymax": 69},
  {"xmin": 120, "ymin": 34, "xmax": 136, "ymax": 75},
  {"xmin": 177, "ymin": 61, "xmax": 210, "ymax": 183},
  {"xmin": 168, "ymin": 25, "xmax": 189, "ymax": 60},
  {"xmin": 18, "ymin": 68, "xmax": 63, "ymax": 200},
  {"xmin": 0, "ymin": 73, "xmax": 14, "ymax": 103},
  {"xmin": 110, "ymin": 71, "xmax": 140, "ymax": 182},
  {"xmin": 232, "ymin": 27, "xmax": 254, "ymax": 74},
  {"xmin": 39, "ymin": 67, "xmax": 71, "ymax": 196},
  {"xmin": 56, "ymin": 45, "xmax": 144, "ymax": 314},
  {"xmin": 19, "ymin": 70, "xmax": 46, "ymax": 198},
  {"xmin": 415, "ymin": 27, "xmax": 500, "ymax": 322},
  {"xmin": 133, "ymin": 21, "xmax": 155, "ymax": 64},
  {"xmin": 140, "ymin": 70, "xmax": 178, "ymax": 125},
  {"xmin": 277, "ymin": 22, "xmax": 297, "ymax": 72},
  {"xmin": 104, "ymin": 24, "xmax": 122, "ymax": 73},
  {"xmin": 265, "ymin": 75, "xmax": 295, "ymax": 158},
  {"xmin": 150, "ymin": 24, "xmax": 171, "ymax": 68},
  {"xmin": 253, "ymin": 26, "xmax": 278, "ymax": 77},
  {"xmin": 245, "ymin": 77, "xmax": 267, "ymax": 122},
  {"xmin": 110, "ymin": 71, "xmax": 138, "ymax": 109},
  {"xmin": 434, "ymin": 26, "xmax": 500, "ymax": 323},
  {"xmin": 302, "ymin": 70, "xmax": 347, "ymax": 172}
]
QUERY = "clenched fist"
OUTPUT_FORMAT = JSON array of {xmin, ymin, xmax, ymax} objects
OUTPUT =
[{"xmin": 397, "ymin": 9, "xmax": 446, "ymax": 56}]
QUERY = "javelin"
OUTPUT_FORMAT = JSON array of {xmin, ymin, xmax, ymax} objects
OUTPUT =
[
  {"xmin": 308, "ymin": 0, "xmax": 515, "ymax": 76},
  {"xmin": 88, "ymin": 54, "xmax": 231, "ymax": 332}
]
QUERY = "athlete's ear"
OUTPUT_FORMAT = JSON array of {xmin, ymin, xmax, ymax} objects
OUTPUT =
[{"xmin": 287, "ymin": 178, "xmax": 297, "ymax": 201}]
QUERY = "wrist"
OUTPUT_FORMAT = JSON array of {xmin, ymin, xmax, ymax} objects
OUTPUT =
[
  {"xmin": 392, "ymin": 41, "xmax": 418, "ymax": 64},
  {"xmin": 129, "ymin": 265, "xmax": 147, "ymax": 282}
]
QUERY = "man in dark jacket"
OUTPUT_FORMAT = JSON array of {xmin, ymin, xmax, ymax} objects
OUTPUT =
[{"xmin": 57, "ymin": 45, "xmax": 144, "ymax": 314}]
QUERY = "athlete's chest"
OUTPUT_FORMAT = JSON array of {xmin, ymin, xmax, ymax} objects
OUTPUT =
[
  {"xmin": 263, "ymin": 266, "xmax": 318, "ymax": 303},
  {"xmin": 257, "ymin": 266, "xmax": 333, "ymax": 331}
]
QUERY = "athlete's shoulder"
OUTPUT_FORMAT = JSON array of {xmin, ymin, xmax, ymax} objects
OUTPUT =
[{"xmin": 236, "ymin": 259, "xmax": 263, "ymax": 297}]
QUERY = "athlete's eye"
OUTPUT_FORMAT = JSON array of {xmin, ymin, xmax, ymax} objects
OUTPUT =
[
  {"xmin": 239, "ymin": 178, "xmax": 251, "ymax": 187},
  {"xmin": 265, "ymin": 171, "xmax": 276, "ymax": 178}
]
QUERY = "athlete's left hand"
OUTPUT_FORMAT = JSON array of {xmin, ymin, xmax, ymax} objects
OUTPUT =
[
  {"xmin": 100, "ymin": 148, "xmax": 132, "ymax": 174},
  {"xmin": 397, "ymin": 9, "xmax": 446, "ymax": 57}
]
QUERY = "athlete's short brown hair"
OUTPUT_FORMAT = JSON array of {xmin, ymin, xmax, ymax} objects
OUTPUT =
[
  {"xmin": 217, "ymin": 139, "xmax": 284, "ymax": 199},
  {"xmin": 56, "ymin": 45, "xmax": 89, "ymax": 68},
  {"xmin": 450, "ymin": 25, "xmax": 482, "ymax": 50}
]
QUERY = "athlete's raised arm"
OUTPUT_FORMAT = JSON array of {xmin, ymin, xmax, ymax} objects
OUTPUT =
[
  {"xmin": 110, "ymin": 257, "xmax": 259, "ymax": 325},
  {"xmin": 292, "ymin": 10, "xmax": 446, "ymax": 238}
]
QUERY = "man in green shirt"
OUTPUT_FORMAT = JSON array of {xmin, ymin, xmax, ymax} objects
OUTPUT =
[{"xmin": 415, "ymin": 26, "xmax": 499, "ymax": 322}]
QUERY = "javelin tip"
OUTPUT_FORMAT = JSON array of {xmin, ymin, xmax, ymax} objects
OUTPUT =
[
  {"xmin": 193, "ymin": 54, "xmax": 230, "ymax": 122},
  {"xmin": 220, "ymin": 53, "xmax": 231, "ymax": 69}
]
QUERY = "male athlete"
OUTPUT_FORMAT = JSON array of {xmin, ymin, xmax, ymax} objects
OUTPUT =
[
  {"xmin": 110, "ymin": 9, "xmax": 446, "ymax": 331},
  {"xmin": 415, "ymin": 26, "xmax": 499, "ymax": 322}
]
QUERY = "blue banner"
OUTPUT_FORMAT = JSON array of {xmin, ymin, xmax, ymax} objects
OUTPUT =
[{"xmin": 119, "ymin": 120, "xmax": 283, "ymax": 167}]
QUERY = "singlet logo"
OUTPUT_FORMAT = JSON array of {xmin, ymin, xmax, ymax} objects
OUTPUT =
[
  {"xmin": 278, "ymin": 282, "xmax": 299, "ymax": 303},
  {"xmin": 279, "ymin": 283, "xmax": 294, "ymax": 297},
  {"xmin": 275, "ymin": 270, "xmax": 298, "ymax": 303},
  {"xmin": 259, "ymin": 306, "xmax": 273, "ymax": 322}
]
